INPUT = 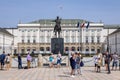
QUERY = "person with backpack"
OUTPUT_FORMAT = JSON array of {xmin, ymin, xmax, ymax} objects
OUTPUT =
[
  {"xmin": 0, "ymin": 51, "xmax": 6, "ymax": 70},
  {"xmin": 75, "ymin": 53, "xmax": 82, "ymax": 75}
]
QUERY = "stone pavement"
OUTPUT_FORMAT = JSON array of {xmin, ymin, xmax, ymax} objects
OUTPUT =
[{"xmin": 0, "ymin": 67, "xmax": 120, "ymax": 80}]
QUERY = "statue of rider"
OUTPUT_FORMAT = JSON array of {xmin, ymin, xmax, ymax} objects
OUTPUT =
[{"xmin": 54, "ymin": 16, "xmax": 61, "ymax": 38}]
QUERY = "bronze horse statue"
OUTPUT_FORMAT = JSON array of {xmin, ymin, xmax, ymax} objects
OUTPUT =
[{"xmin": 54, "ymin": 16, "xmax": 61, "ymax": 38}]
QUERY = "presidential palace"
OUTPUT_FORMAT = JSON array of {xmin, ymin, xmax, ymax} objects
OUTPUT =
[{"xmin": 0, "ymin": 19, "xmax": 120, "ymax": 55}]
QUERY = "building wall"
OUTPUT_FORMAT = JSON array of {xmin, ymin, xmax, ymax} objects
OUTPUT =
[
  {"xmin": 0, "ymin": 31, "xmax": 13, "ymax": 54},
  {"xmin": 109, "ymin": 30, "xmax": 120, "ymax": 54}
]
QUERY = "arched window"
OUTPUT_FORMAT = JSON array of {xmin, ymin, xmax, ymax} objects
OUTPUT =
[
  {"xmin": 32, "ymin": 47, "xmax": 36, "ymax": 52},
  {"xmin": 71, "ymin": 47, "xmax": 75, "ymax": 51},
  {"xmin": 86, "ymin": 46, "xmax": 89, "ymax": 51},
  {"xmin": 40, "ymin": 47, "xmax": 44, "ymax": 51},
  {"xmin": 27, "ymin": 47, "xmax": 30, "ymax": 51},
  {"xmin": 91, "ymin": 46, "xmax": 95, "ymax": 51},
  {"xmin": 97, "ymin": 46, "xmax": 101, "ymax": 53},
  {"xmin": 77, "ymin": 47, "xmax": 81, "ymax": 51},
  {"xmin": 46, "ymin": 47, "xmax": 50, "ymax": 51},
  {"xmin": 65, "ymin": 47, "xmax": 69, "ymax": 51}
]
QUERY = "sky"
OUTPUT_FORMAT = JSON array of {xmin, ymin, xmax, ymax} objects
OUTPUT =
[{"xmin": 0, "ymin": 0, "xmax": 120, "ymax": 28}]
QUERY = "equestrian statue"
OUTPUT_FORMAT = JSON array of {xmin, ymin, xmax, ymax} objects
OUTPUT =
[{"xmin": 54, "ymin": 16, "xmax": 61, "ymax": 38}]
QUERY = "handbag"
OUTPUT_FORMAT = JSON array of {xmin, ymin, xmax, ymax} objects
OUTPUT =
[{"xmin": 80, "ymin": 61, "xmax": 84, "ymax": 67}]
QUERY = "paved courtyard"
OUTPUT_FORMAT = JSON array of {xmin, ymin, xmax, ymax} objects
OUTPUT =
[{"xmin": 0, "ymin": 67, "xmax": 120, "ymax": 80}]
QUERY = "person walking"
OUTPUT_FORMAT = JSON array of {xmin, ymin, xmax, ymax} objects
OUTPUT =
[
  {"xmin": 26, "ymin": 53, "xmax": 32, "ymax": 69},
  {"xmin": 75, "ymin": 53, "xmax": 81, "ymax": 75},
  {"xmin": 106, "ymin": 51, "xmax": 112, "ymax": 74},
  {"xmin": 97, "ymin": 53, "xmax": 102, "ymax": 72},
  {"xmin": 18, "ymin": 54, "xmax": 22, "ymax": 69},
  {"xmin": 31, "ymin": 51, "xmax": 36, "ymax": 68},
  {"xmin": 118, "ymin": 54, "xmax": 120, "ymax": 70},
  {"xmin": 49, "ymin": 53, "xmax": 54, "ymax": 68},
  {"xmin": 93, "ymin": 53, "xmax": 98, "ymax": 72},
  {"xmin": 56, "ymin": 52, "xmax": 62, "ymax": 68},
  {"xmin": 70, "ymin": 52, "xmax": 76, "ymax": 77},
  {"xmin": 5, "ymin": 54, "xmax": 10, "ymax": 70},
  {"xmin": 0, "ymin": 51, "xmax": 6, "ymax": 70},
  {"xmin": 104, "ymin": 53, "xmax": 108, "ymax": 71},
  {"xmin": 112, "ymin": 52, "xmax": 118, "ymax": 71}
]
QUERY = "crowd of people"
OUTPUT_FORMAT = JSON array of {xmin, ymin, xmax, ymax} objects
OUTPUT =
[
  {"xmin": 69, "ymin": 52, "xmax": 83, "ymax": 77},
  {"xmin": 0, "ymin": 50, "xmax": 120, "ymax": 77},
  {"xmin": 49, "ymin": 52, "xmax": 62, "ymax": 68},
  {"xmin": 69, "ymin": 51, "xmax": 120, "ymax": 77},
  {"xmin": 0, "ymin": 51, "xmax": 11, "ymax": 70},
  {"xmin": 93, "ymin": 51, "xmax": 120, "ymax": 74},
  {"xmin": 0, "ymin": 51, "xmax": 36, "ymax": 70}
]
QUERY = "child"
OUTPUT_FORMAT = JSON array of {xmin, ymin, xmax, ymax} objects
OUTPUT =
[
  {"xmin": 49, "ymin": 54, "xmax": 54, "ymax": 68},
  {"xmin": 97, "ymin": 58, "xmax": 101, "ymax": 72}
]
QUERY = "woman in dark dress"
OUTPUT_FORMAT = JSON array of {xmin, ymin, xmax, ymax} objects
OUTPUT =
[{"xmin": 70, "ymin": 53, "xmax": 76, "ymax": 77}]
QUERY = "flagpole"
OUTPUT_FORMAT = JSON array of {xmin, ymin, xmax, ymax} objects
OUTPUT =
[
  {"xmin": 79, "ymin": 25, "xmax": 81, "ymax": 53},
  {"xmin": 78, "ymin": 23, "xmax": 83, "ymax": 54},
  {"xmin": 80, "ymin": 26, "xmax": 82, "ymax": 54}
]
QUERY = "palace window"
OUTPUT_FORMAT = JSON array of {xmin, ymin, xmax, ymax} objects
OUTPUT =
[
  {"xmin": 22, "ymin": 40, "xmax": 24, "ymax": 43},
  {"xmin": 33, "ymin": 36, "xmax": 36, "ymax": 43},
  {"xmin": 97, "ymin": 36, "xmax": 100, "ymax": 43},
  {"xmin": 65, "ymin": 36, "xmax": 69, "ymax": 43},
  {"xmin": 40, "ymin": 47, "xmax": 44, "ymax": 51},
  {"xmin": 21, "ymin": 36, "xmax": 25, "ymax": 43},
  {"xmin": 14, "ymin": 49, "xmax": 17, "ymax": 54},
  {"xmin": 71, "ymin": 47, "xmax": 75, "ymax": 51},
  {"xmin": 72, "ymin": 31, "xmax": 76, "ymax": 43},
  {"xmin": 27, "ymin": 48, "xmax": 30, "ymax": 51},
  {"xmin": 91, "ymin": 46, "xmax": 95, "ymax": 52},
  {"xmin": 97, "ymin": 29, "xmax": 102, "ymax": 32},
  {"xmin": 86, "ymin": 36, "xmax": 89, "ymax": 43},
  {"xmin": 65, "ymin": 31, "xmax": 70, "ymax": 43},
  {"xmin": 21, "ymin": 49, "xmax": 25, "ymax": 54},
  {"xmin": 77, "ymin": 47, "xmax": 81, "ymax": 51},
  {"xmin": 71, "ymin": 36, "xmax": 75, "ymax": 43},
  {"xmin": 65, "ymin": 47, "xmax": 69, "ymax": 51},
  {"xmin": 27, "ymin": 36, "xmax": 30, "ymax": 43},
  {"xmin": 91, "ymin": 36, "xmax": 94, "ymax": 43},
  {"xmin": 47, "ymin": 31, "xmax": 50, "ymax": 43},
  {"xmin": 86, "ymin": 49, "xmax": 89, "ymax": 51},
  {"xmin": 46, "ymin": 47, "xmax": 50, "ymax": 51}
]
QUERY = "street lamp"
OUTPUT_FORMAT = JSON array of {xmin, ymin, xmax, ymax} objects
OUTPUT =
[
  {"xmin": 107, "ymin": 28, "xmax": 109, "ymax": 53},
  {"xmin": 3, "ymin": 33, "xmax": 5, "ymax": 52}
]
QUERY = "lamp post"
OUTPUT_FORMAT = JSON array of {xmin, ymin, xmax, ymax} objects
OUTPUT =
[
  {"xmin": 107, "ymin": 28, "xmax": 109, "ymax": 53},
  {"xmin": 115, "ymin": 33, "xmax": 117, "ymax": 53},
  {"xmin": 3, "ymin": 33, "xmax": 5, "ymax": 52}
]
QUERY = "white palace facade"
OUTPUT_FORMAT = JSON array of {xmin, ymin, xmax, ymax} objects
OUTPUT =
[{"xmin": 5, "ymin": 19, "xmax": 116, "ymax": 54}]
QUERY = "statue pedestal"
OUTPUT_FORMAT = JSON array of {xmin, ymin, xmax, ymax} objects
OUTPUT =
[{"xmin": 51, "ymin": 38, "xmax": 64, "ymax": 54}]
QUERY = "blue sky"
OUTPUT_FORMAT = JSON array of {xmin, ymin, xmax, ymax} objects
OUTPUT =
[{"xmin": 0, "ymin": 0, "xmax": 120, "ymax": 27}]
